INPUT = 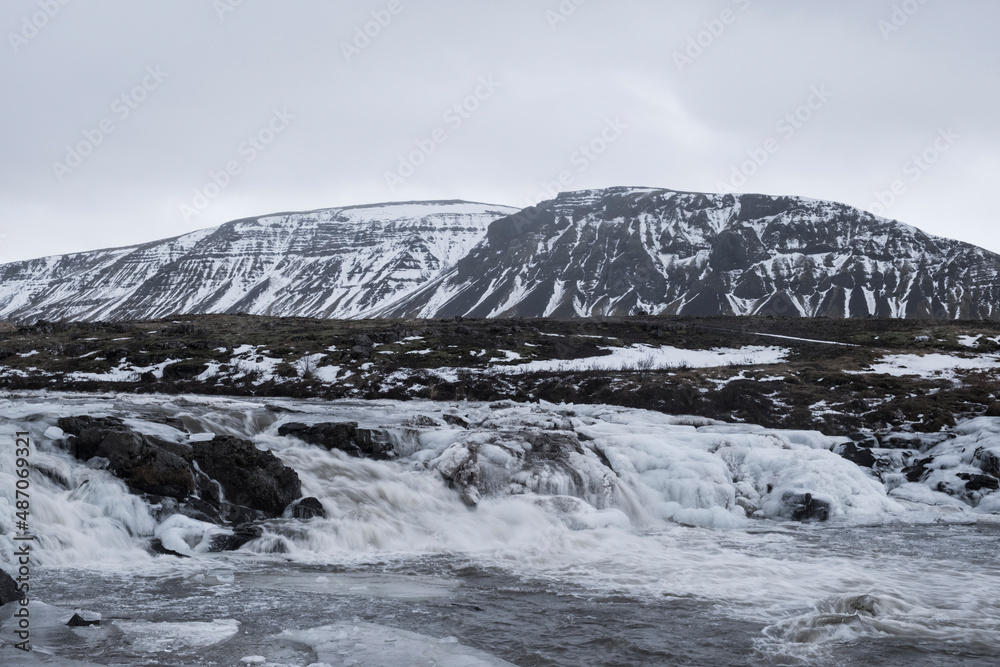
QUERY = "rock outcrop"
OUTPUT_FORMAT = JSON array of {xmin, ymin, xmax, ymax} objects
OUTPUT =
[
  {"xmin": 0, "ymin": 568, "xmax": 24, "ymax": 605},
  {"xmin": 191, "ymin": 436, "xmax": 301, "ymax": 519},
  {"xmin": 58, "ymin": 416, "xmax": 302, "ymax": 528},
  {"xmin": 278, "ymin": 421, "xmax": 399, "ymax": 459}
]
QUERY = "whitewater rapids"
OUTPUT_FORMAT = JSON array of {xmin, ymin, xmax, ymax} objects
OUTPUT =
[{"xmin": 1, "ymin": 392, "xmax": 999, "ymax": 665}]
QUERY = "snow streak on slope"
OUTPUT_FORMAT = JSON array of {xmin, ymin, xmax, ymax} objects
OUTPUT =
[
  {"xmin": 380, "ymin": 187, "xmax": 1000, "ymax": 320},
  {"xmin": 0, "ymin": 201, "xmax": 517, "ymax": 322}
]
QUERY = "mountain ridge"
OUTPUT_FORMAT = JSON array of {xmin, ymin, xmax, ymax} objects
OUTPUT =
[
  {"xmin": 0, "ymin": 200, "xmax": 517, "ymax": 322},
  {"xmin": 1, "ymin": 187, "xmax": 998, "ymax": 322},
  {"xmin": 378, "ymin": 187, "xmax": 1000, "ymax": 320}
]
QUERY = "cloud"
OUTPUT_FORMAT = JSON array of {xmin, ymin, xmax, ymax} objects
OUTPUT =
[{"xmin": 0, "ymin": 0, "xmax": 997, "ymax": 262}]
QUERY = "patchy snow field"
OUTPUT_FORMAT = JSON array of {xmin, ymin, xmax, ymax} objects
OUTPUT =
[
  {"xmin": 492, "ymin": 344, "xmax": 789, "ymax": 374},
  {"xmin": 852, "ymin": 352, "xmax": 1000, "ymax": 380}
]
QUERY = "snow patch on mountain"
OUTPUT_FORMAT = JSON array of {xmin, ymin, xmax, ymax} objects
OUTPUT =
[{"xmin": 0, "ymin": 200, "xmax": 517, "ymax": 322}]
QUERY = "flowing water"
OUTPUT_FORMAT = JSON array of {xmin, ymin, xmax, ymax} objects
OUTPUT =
[{"xmin": 1, "ymin": 392, "xmax": 999, "ymax": 666}]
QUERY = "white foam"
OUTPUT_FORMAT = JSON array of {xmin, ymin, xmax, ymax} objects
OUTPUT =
[{"xmin": 2, "ymin": 392, "xmax": 1000, "ymax": 662}]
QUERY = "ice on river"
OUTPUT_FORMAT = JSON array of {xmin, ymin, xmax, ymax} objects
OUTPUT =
[{"xmin": 3, "ymin": 393, "xmax": 1000, "ymax": 665}]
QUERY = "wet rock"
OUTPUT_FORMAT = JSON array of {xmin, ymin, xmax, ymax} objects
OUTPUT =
[
  {"xmin": 67, "ymin": 612, "xmax": 101, "ymax": 627},
  {"xmin": 354, "ymin": 428, "xmax": 397, "ymax": 459},
  {"xmin": 57, "ymin": 415, "xmax": 127, "ymax": 458},
  {"xmin": 781, "ymin": 491, "xmax": 831, "ymax": 522},
  {"xmin": 0, "ymin": 568, "xmax": 25, "ymax": 605},
  {"xmin": 279, "ymin": 421, "xmax": 358, "ymax": 451},
  {"xmin": 31, "ymin": 457, "xmax": 73, "ymax": 488},
  {"xmin": 974, "ymin": 448, "xmax": 1000, "ymax": 477},
  {"xmin": 442, "ymin": 414, "xmax": 469, "ymax": 428},
  {"xmin": 438, "ymin": 429, "xmax": 608, "ymax": 508},
  {"xmin": 406, "ymin": 414, "xmax": 442, "ymax": 427},
  {"xmin": 847, "ymin": 432, "xmax": 879, "ymax": 449},
  {"xmin": 903, "ymin": 456, "xmax": 934, "ymax": 483},
  {"xmin": 57, "ymin": 416, "xmax": 193, "ymax": 499},
  {"xmin": 877, "ymin": 432, "xmax": 953, "ymax": 451},
  {"xmin": 284, "ymin": 496, "xmax": 326, "ymax": 520},
  {"xmin": 957, "ymin": 473, "xmax": 1000, "ymax": 492},
  {"xmin": 86, "ymin": 456, "xmax": 111, "ymax": 470},
  {"xmin": 176, "ymin": 496, "xmax": 226, "ymax": 525},
  {"xmin": 844, "ymin": 594, "xmax": 878, "ymax": 616},
  {"xmin": 835, "ymin": 441, "xmax": 877, "ymax": 468},
  {"xmin": 208, "ymin": 524, "xmax": 264, "ymax": 552},
  {"xmin": 278, "ymin": 421, "xmax": 397, "ymax": 459},
  {"xmin": 192, "ymin": 436, "xmax": 301, "ymax": 518}
]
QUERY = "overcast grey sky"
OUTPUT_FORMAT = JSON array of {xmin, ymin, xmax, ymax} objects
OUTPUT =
[{"xmin": 1, "ymin": 0, "xmax": 997, "ymax": 263}]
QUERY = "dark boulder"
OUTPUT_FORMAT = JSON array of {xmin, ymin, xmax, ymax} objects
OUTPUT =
[
  {"xmin": 974, "ymin": 448, "xmax": 1000, "ymax": 477},
  {"xmin": 192, "ymin": 436, "xmax": 301, "ymax": 518},
  {"xmin": 57, "ymin": 415, "xmax": 304, "ymax": 526},
  {"xmin": 278, "ymin": 421, "xmax": 397, "ymax": 459},
  {"xmin": 781, "ymin": 491, "xmax": 831, "ymax": 522},
  {"xmin": 903, "ymin": 456, "xmax": 934, "ymax": 483},
  {"xmin": 57, "ymin": 415, "xmax": 129, "ymax": 459},
  {"xmin": 957, "ymin": 473, "xmax": 1000, "ymax": 492},
  {"xmin": 208, "ymin": 523, "xmax": 264, "ymax": 552},
  {"xmin": 67, "ymin": 612, "xmax": 101, "ymax": 627},
  {"xmin": 279, "ymin": 421, "xmax": 358, "ymax": 450},
  {"xmin": 57, "ymin": 416, "xmax": 193, "ymax": 499},
  {"xmin": 161, "ymin": 360, "xmax": 209, "ymax": 379},
  {"xmin": 1, "ymin": 568, "xmax": 25, "ymax": 605},
  {"xmin": 354, "ymin": 428, "xmax": 397, "ymax": 459},
  {"xmin": 835, "ymin": 441, "xmax": 877, "ymax": 468},
  {"xmin": 284, "ymin": 497, "xmax": 326, "ymax": 520},
  {"xmin": 442, "ymin": 414, "xmax": 469, "ymax": 429},
  {"xmin": 847, "ymin": 432, "xmax": 880, "ymax": 449},
  {"xmin": 351, "ymin": 334, "xmax": 374, "ymax": 347}
]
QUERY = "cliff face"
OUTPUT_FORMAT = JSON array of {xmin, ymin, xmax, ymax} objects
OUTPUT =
[{"xmin": 380, "ymin": 188, "xmax": 1000, "ymax": 320}]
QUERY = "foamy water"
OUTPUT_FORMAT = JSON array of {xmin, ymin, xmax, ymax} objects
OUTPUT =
[{"xmin": 2, "ymin": 392, "xmax": 999, "ymax": 665}]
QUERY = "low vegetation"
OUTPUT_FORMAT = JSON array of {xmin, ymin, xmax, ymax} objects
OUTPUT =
[{"xmin": 1, "ymin": 314, "xmax": 999, "ymax": 439}]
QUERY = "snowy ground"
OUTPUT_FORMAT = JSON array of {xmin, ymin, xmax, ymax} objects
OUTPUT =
[
  {"xmin": 850, "ymin": 351, "xmax": 1000, "ymax": 380},
  {"xmin": 490, "ymin": 344, "xmax": 789, "ymax": 374}
]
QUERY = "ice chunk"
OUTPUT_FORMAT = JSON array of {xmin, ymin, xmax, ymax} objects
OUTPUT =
[{"xmin": 286, "ymin": 621, "xmax": 516, "ymax": 666}]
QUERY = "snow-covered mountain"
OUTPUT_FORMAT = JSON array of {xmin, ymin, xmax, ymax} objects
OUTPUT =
[
  {"xmin": 2, "ymin": 187, "xmax": 998, "ymax": 322},
  {"xmin": 381, "ymin": 187, "xmax": 1000, "ymax": 319},
  {"xmin": 0, "ymin": 200, "xmax": 517, "ymax": 322}
]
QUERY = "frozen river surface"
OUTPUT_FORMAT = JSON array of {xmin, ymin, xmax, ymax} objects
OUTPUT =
[{"xmin": 1, "ymin": 393, "xmax": 999, "ymax": 665}]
